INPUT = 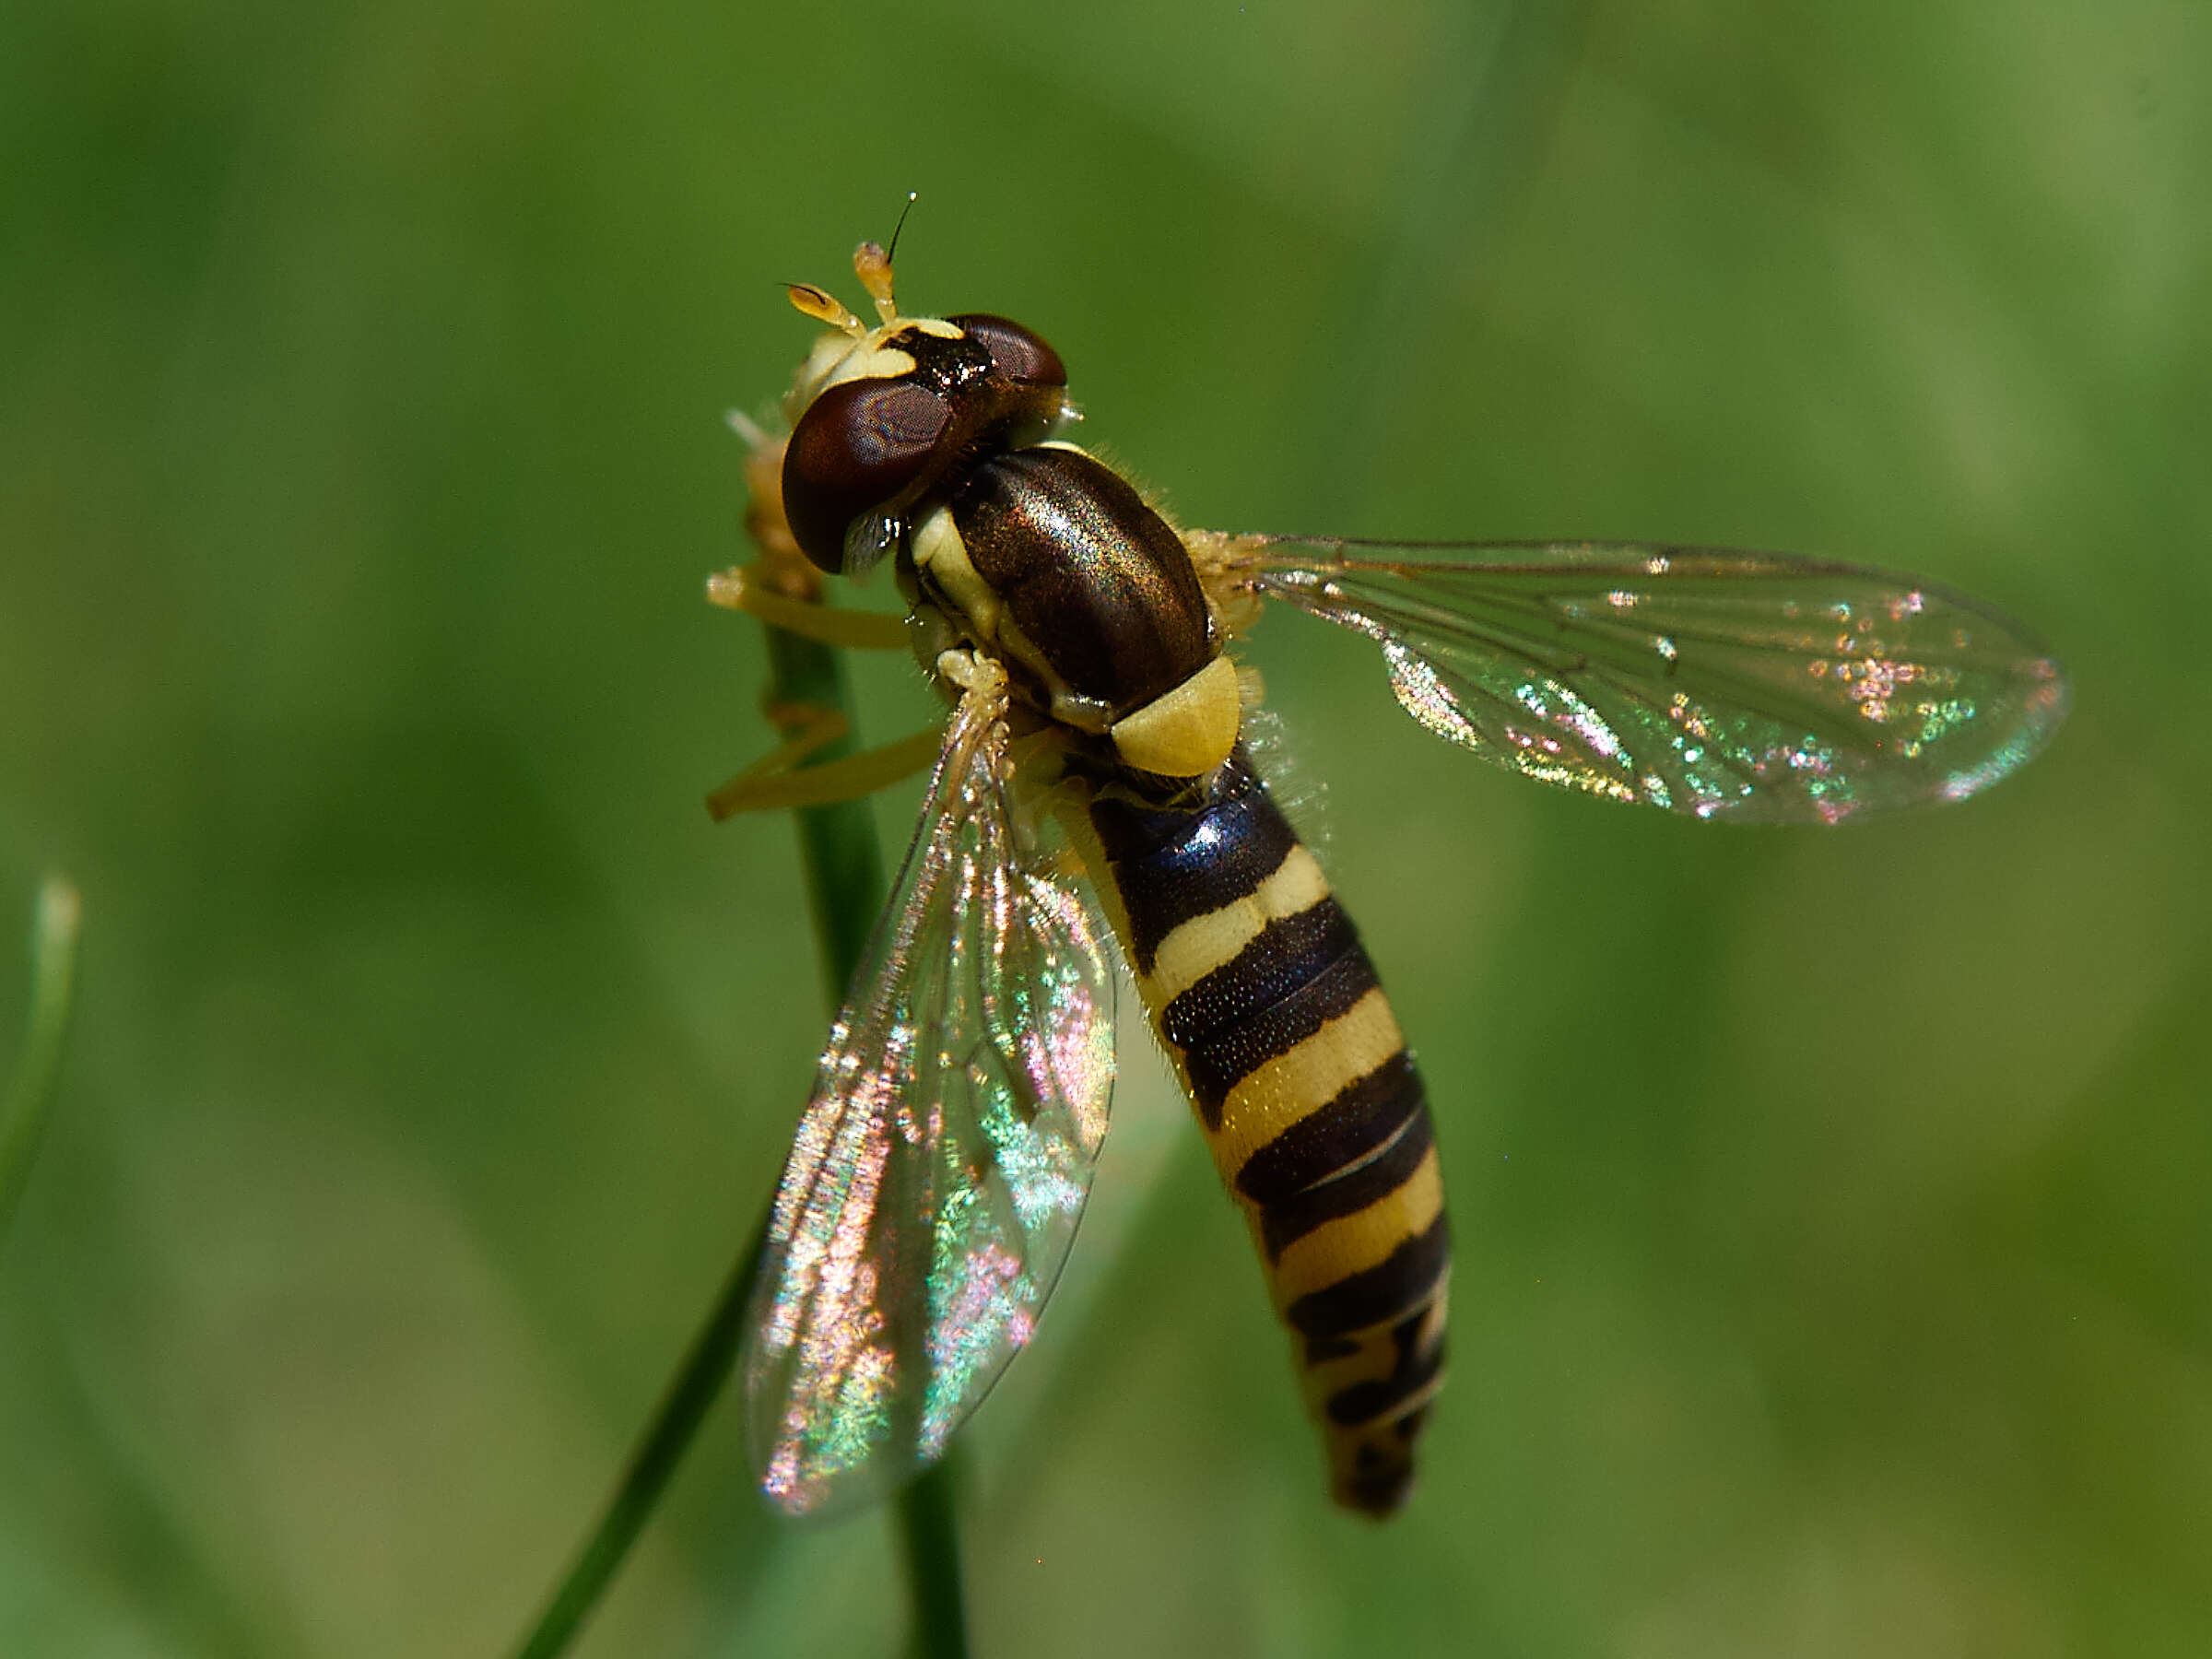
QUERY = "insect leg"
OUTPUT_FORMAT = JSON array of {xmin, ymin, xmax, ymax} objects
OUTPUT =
[
  {"xmin": 707, "ymin": 564, "xmax": 911, "ymax": 652},
  {"xmin": 707, "ymin": 724, "xmax": 944, "ymax": 818}
]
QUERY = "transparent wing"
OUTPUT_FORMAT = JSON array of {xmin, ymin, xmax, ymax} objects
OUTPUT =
[
  {"xmin": 739, "ymin": 667, "xmax": 1116, "ymax": 1518},
  {"xmin": 1200, "ymin": 534, "xmax": 2070, "ymax": 823}
]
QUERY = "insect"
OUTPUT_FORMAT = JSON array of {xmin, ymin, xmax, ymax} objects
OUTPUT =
[{"xmin": 710, "ymin": 234, "xmax": 2070, "ymax": 1521}]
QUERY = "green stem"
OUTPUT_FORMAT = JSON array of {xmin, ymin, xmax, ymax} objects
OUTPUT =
[
  {"xmin": 761, "ymin": 628, "xmax": 893, "ymax": 1011},
  {"xmin": 897, "ymin": 1457, "xmax": 969, "ymax": 1659},
  {"xmin": 510, "ymin": 623, "xmax": 967, "ymax": 1658},
  {"xmin": 0, "ymin": 874, "xmax": 82, "ymax": 1247}
]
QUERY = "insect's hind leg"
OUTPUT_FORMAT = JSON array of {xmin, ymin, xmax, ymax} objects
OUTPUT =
[{"xmin": 707, "ymin": 716, "xmax": 944, "ymax": 818}]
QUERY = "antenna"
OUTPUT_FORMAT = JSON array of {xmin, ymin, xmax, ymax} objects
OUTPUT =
[
  {"xmin": 885, "ymin": 190, "xmax": 919, "ymax": 263},
  {"xmin": 853, "ymin": 194, "xmax": 920, "ymax": 324}
]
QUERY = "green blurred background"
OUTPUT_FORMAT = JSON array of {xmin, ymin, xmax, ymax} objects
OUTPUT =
[{"xmin": 4, "ymin": 0, "xmax": 2207, "ymax": 1653}]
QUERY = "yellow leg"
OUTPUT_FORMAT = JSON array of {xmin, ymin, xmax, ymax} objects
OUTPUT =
[
  {"xmin": 706, "ymin": 565, "xmax": 911, "ymax": 652},
  {"xmin": 707, "ymin": 722, "xmax": 945, "ymax": 819}
]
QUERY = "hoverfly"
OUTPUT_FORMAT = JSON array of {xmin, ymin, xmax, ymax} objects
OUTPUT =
[{"xmin": 710, "ymin": 235, "xmax": 2069, "ymax": 1521}]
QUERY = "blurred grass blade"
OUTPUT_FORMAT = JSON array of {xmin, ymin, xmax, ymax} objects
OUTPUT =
[
  {"xmin": 510, "ymin": 1223, "xmax": 770, "ymax": 1659},
  {"xmin": 0, "ymin": 873, "xmax": 82, "ymax": 1246}
]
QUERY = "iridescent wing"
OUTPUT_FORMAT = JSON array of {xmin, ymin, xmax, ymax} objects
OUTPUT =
[
  {"xmin": 740, "ymin": 665, "xmax": 1116, "ymax": 1518},
  {"xmin": 1194, "ymin": 534, "xmax": 2070, "ymax": 823}
]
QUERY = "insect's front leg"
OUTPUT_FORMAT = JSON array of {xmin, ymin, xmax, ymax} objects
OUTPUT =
[
  {"xmin": 707, "ymin": 564, "xmax": 912, "ymax": 653},
  {"xmin": 712, "ymin": 423, "xmax": 913, "ymax": 651},
  {"xmin": 705, "ymin": 429, "xmax": 939, "ymax": 817}
]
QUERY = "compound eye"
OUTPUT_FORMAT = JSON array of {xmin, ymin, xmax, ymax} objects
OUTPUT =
[
  {"xmin": 782, "ymin": 377, "xmax": 954, "ymax": 571},
  {"xmin": 947, "ymin": 313, "xmax": 1067, "ymax": 389}
]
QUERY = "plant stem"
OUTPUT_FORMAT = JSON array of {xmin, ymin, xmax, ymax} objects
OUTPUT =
[
  {"xmin": 0, "ymin": 874, "xmax": 82, "ymax": 1247},
  {"xmin": 897, "ymin": 1454, "xmax": 970, "ymax": 1659},
  {"xmin": 760, "ymin": 627, "xmax": 891, "ymax": 1012},
  {"xmin": 511, "ymin": 617, "xmax": 967, "ymax": 1658}
]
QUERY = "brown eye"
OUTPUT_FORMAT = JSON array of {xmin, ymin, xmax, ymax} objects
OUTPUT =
[
  {"xmin": 782, "ymin": 378, "xmax": 954, "ymax": 571},
  {"xmin": 947, "ymin": 313, "xmax": 1066, "ymax": 389}
]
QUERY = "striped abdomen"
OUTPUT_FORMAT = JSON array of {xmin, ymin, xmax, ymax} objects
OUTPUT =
[{"xmin": 1084, "ymin": 747, "xmax": 1449, "ymax": 1515}]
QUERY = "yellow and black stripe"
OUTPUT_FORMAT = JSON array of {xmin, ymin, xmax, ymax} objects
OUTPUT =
[{"xmin": 1083, "ymin": 747, "xmax": 1449, "ymax": 1515}]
